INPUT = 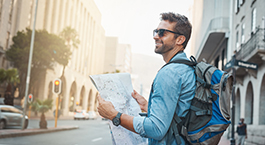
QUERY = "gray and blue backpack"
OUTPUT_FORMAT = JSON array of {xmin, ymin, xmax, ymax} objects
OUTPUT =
[{"xmin": 167, "ymin": 56, "xmax": 233, "ymax": 145}]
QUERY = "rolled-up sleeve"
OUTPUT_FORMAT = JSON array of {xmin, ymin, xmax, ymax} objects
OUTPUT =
[
  {"xmin": 133, "ymin": 116, "xmax": 146, "ymax": 136},
  {"xmin": 133, "ymin": 65, "xmax": 183, "ymax": 140}
]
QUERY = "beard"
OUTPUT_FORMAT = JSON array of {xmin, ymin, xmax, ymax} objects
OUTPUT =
[{"xmin": 154, "ymin": 40, "xmax": 175, "ymax": 54}]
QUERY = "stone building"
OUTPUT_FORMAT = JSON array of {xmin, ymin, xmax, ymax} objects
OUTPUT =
[
  {"xmin": 191, "ymin": 0, "xmax": 265, "ymax": 144},
  {"xmin": 0, "ymin": 0, "xmax": 106, "ymax": 117},
  {"xmin": 104, "ymin": 37, "xmax": 132, "ymax": 74}
]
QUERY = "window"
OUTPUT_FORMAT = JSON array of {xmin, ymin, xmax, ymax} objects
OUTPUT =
[
  {"xmin": 5, "ymin": 32, "xmax": 10, "ymax": 49},
  {"xmin": 43, "ymin": 0, "xmax": 50, "ymax": 30},
  {"xmin": 57, "ymin": 0, "xmax": 63, "ymax": 31},
  {"xmin": 10, "ymin": 108, "xmax": 22, "ymax": 114},
  {"xmin": 27, "ymin": 0, "xmax": 34, "ymax": 27},
  {"xmin": 0, "ymin": 0, "xmax": 3, "ymax": 22},
  {"xmin": 241, "ymin": 23, "xmax": 245, "ymax": 44},
  {"xmin": 251, "ymin": 8, "xmax": 256, "ymax": 32},
  {"xmin": 236, "ymin": 31, "xmax": 240, "ymax": 49},
  {"xmin": 239, "ymin": 0, "xmax": 245, "ymax": 6},
  {"xmin": 222, "ymin": 49, "xmax": 225, "ymax": 70},
  {"xmin": 2, "ymin": 57, "xmax": 5, "ymax": 68},
  {"xmin": 235, "ymin": 0, "xmax": 239, "ymax": 13},
  {"xmin": 8, "ymin": 0, "xmax": 14, "ymax": 23},
  {"xmin": 215, "ymin": 56, "xmax": 219, "ymax": 68},
  {"xmin": 235, "ymin": 0, "xmax": 245, "ymax": 14},
  {"xmin": 1, "ymin": 108, "xmax": 10, "ymax": 112}
]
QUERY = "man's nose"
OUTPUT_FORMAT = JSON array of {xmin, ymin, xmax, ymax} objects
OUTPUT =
[{"xmin": 153, "ymin": 32, "xmax": 159, "ymax": 40}]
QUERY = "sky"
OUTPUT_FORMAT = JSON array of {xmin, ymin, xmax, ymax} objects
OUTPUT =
[{"xmin": 94, "ymin": 0, "xmax": 193, "ymax": 57}]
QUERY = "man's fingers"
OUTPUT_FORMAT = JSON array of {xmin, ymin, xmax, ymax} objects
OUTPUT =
[
  {"xmin": 132, "ymin": 90, "xmax": 137, "ymax": 98},
  {"xmin": 97, "ymin": 94, "xmax": 104, "ymax": 104}
]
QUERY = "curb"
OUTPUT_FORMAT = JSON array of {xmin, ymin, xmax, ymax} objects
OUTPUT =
[{"xmin": 0, "ymin": 126, "xmax": 79, "ymax": 139}]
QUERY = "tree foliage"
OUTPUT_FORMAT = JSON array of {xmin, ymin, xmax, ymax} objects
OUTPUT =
[
  {"xmin": 5, "ymin": 28, "xmax": 72, "ymax": 98},
  {"xmin": 6, "ymin": 28, "xmax": 71, "ymax": 70},
  {"xmin": 59, "ymin": 26, "xmax": 80, "ymax": 49},
  {"xmin": 30, "ymin": 98, "xmax": 53, "ymax": 114},
  {"xmin": 58, "ymin": 27, "xmax": 80, "ymax": 80},
  {"xmin": 0, "ymin": 68, "xmax": 20, "ymax": 84},
  {"xmin": 0, "ymin": 68, "xmax": 20, "ymax": 93}
]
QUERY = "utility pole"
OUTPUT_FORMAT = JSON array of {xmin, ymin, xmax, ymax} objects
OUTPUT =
[
  {"xmin": 21, "ymin": 0, "xmax": 39, "ymax": 130},
  {"xmin": 230, "ymin": 59, "xmax": 236, "ymax": 145}
]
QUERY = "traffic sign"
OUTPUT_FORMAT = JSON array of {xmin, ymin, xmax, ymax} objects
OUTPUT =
[
  {"xmin": 224, "ymin": 58, "xmax": 258, "ymax": 70},
  {"xmin": 224, "ymin": 60, "xmax": 233, "ymax": 70},
  {"xmin": 236, "ymin": 60, "xmax": 258, "ymax": 70}
]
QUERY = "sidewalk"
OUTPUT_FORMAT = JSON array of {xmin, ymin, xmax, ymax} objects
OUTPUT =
[
  {"xmin": 28, "ymin": 115, "xmax": 73, "ymax": 120},
  {"xmin": 0, "ymin": 126, "xmax": 79, "ymax": 139},
  {"xmin": 219, "ymin": 136, "xmax": 230, "ymax": 145}
]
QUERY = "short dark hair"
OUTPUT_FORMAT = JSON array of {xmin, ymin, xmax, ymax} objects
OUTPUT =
[{"xmin": 160, "ymin": 12, "xmax": 192, "ymax": 49}]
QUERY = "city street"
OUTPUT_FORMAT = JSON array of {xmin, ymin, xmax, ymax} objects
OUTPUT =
[{"xmin": 0, "ymin": 118, "xmax": 112, "ymax": 145}]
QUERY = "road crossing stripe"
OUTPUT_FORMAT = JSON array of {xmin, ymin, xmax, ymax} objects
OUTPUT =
[{"xmin": 92, "ymin": 137, "xmax": 103, "ymax": 142}]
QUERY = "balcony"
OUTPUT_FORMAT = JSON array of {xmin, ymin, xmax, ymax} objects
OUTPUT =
[
  {"xmin": 196, "ymin": 17, "xmax": 229, "ymax": 61},
  {"xmin": 236, "ymin": 28, "xmax": 265, "ymax": 63},
  {"xmin": 235, "ymin": 28, "xmax": 265, "ymax": 81}
]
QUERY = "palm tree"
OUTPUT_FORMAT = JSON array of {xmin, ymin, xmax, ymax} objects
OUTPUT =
[
  {"xmin": 59, "ymin": 26, "xmax": 80, "ymax": 78},
  {"xmin": 0, "ymin": 68, "xmax": 20, "ymax": 92},
  {"xmin": 59, "ymin": 26, "xmax": 80, "ymax": 49},
  {"xmin": 0, "ymin": 68, "xmax": 20, "ymax": 105},
  {"xmin": 30, "ymin": 98, "xmax": 53, "ymax": 129}
]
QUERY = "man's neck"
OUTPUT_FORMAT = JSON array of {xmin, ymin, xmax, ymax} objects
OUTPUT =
[{"xmin": 162, "ymin": 47, "xmax": 184, "ymax": 63}]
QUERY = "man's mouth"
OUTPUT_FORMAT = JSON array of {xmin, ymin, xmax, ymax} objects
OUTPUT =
[{"xmin": 155, "ymin": 41, "xmax": 163, "ymax": 46}]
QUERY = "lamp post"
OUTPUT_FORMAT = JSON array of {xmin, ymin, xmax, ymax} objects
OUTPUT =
[
  {"xmin": 230, "ymin": 62, "xmax": 236, "ymax": 145},
  {"xmin": 21, "ymin": 0, "xmax": 38, "ymax": 130}
]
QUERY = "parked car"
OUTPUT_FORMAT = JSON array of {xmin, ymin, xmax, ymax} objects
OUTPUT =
[
  {"xmin": 0, "ymin": 105, "xmax": 28, "ymax": 129},
  {"xmin": 87, "ymin": 111, "xmax": 97, "ymax": 120},
  {"xmin": 74, "ymin": 110, "xmax": 89, "ymax": 120}
]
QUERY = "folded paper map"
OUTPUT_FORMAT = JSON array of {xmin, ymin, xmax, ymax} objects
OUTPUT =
[{"xmin": 90, "ymin": 73, "xmax": 147, "ymax": 145}]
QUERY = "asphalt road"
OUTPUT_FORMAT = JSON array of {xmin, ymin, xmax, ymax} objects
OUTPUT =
[{"xmin": 0, "ymin": 118, "xmax": 112, "ymax": 145}]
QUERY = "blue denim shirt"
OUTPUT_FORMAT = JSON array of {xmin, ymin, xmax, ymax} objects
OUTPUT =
[{"xmin": 133, "ymin": 52, "xmax": 196, "ymax": 145}]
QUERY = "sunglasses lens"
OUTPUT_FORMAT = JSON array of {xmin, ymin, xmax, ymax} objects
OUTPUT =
[
  {"xmin": 158, "ymin": 29, "xmax": 165, "ymax": 37},
  {"xmin": 153, "ymin": 29, "xmax": 165, "ymax": 37},
  {"xmin": 153, "ymin": 30, "xmax": 158, "ymax": 37}
]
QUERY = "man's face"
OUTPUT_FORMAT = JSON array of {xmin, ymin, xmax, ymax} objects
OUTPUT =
[{"xmin": 153, "ymin": 20, "xmax": 177, "ymax": 54}]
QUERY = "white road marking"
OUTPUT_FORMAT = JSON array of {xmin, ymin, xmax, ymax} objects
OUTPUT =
[{"xmin": 92, "ymin": 137, "xmax": 103, "ymax": 142}]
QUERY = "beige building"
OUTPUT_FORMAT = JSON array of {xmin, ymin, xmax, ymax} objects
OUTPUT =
[
  {"xmin": 104, "ymin": 36, "xmax": 132, "ymax": 73},
  {"xmin": 0, "ymin": 0, "xmax": 106, "ymax": 116}
]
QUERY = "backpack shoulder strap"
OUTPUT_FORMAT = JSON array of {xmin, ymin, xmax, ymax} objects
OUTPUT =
[{"xmin": 161, "ymin": 56, "xmax": 197, "ymax": 70}]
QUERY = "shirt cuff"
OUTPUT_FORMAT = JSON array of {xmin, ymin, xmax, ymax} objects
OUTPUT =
[{"xmin": 133, "ymin": 116, "xmax": 146, "ymax": 137}]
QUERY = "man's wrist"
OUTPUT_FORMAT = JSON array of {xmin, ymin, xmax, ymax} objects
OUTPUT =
[
  {"xmin": 111, "ymin": 111, "xmax": 119, "ymax": 120},
  {"xmin": 112, "ymin": 112, "xmax": 122, "ymax": 126}
]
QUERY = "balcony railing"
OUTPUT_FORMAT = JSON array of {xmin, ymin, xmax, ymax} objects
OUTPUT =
[{"xmin": 236, "ymin": 28, "xmax": 265, "ymax": 60}]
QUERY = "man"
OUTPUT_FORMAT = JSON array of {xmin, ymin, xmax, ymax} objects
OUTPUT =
[
  {"xmin": 237, "ymin": 118, "xmax": 247, "ymax": 145},
  {"xmin": 97, "ymin": 12, "xmax": 196, "ymax": 145}
]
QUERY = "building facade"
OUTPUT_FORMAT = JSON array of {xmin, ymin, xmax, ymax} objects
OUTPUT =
[
  {"xmin": 0, "ymin": 0, "xmax": 106, "ymax": 116},
  {"xmin": 104, "ymin": 36, "xmax": 132, "ymax": 74},
  {"xmin": 191, "ymin": 0, "xmax": 265, "ymax": 144}
]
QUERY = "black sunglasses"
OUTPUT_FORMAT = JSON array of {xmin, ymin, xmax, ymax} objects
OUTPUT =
[{"xmin": 153, "ymin": 29, "xmax": 182, "ymax": 37}]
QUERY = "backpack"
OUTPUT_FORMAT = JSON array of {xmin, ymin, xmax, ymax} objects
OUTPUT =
[{"xmin": 167, "ymin": 56, "xmax": 233, "ymax": 145}]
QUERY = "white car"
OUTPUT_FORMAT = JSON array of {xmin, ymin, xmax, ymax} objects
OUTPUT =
[
  {"xmin": 87, "ymin": 111, "xmax": 97, "ymax": 120},
  {"xmin": 0, "ymin": 105, "xmax": 28, "ymax": 129},
  {"xmin": 74, "ymin": 110, "xmax": 89, "ymax": 120}
]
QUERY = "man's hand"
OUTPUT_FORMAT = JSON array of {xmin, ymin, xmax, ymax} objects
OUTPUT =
[
  {"xmin": 131, "ymin": 90, "xmax": 148, "ymax": 112},
  {"xmin": 97, "ymin": 94, "xmax": 118, "ymax": 120}
]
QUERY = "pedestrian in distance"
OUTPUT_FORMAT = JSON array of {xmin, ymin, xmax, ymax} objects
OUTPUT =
[
  {"xmin": 97, "ymin": 12, "xmax": 195, "ymax": 145},
  {"xmin": 237, "ymin": 118, "xmax": 247, "ymax": 145}
]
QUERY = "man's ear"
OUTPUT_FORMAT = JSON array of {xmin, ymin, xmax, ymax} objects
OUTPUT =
[{"xmin": 175, "ymin": 35, "xmax": 186, "ymax": 45}]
